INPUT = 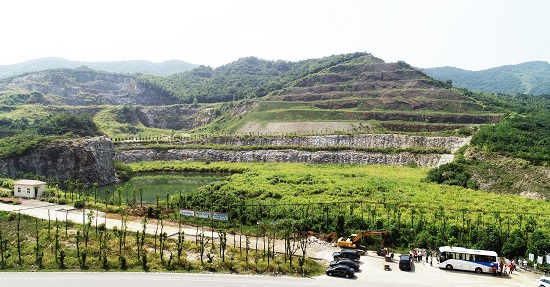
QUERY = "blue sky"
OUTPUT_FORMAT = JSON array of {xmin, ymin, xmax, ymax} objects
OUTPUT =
[{"xmin": 1, "ymin": 0, "xmax": 549, "ymax": 70}]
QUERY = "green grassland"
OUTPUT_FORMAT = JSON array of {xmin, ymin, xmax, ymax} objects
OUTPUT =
[
  {"xmin": 128, "ymin": 161, "xmax": 550, "ymax": 227},
  {"xmin": 121, "ymin": 160, "xmax": 550, "ymax": 259}
]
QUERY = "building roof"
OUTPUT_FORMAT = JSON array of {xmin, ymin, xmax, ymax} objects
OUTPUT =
[{"xmin": 13, "ymin": 179, "xmax": 47, "ymax": 186}]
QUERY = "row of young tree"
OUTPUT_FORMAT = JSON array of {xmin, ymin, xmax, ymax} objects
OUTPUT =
[
  {"xmin": 2, "ymin": 178, "xmax": 549, "ymax": 273},
  {"xmin": 174, "ymin": 187, "xmax": 549, "ymax": 262},
  {"xmin": 37, "ymin": 179, "xmax": 550, "ymax": 265},
  {"xmin": 0, "ymin": 209, "xmax": 316, "ymax": 274}
]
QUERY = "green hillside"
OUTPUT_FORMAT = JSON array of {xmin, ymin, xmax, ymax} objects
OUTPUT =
[{"xmin": 423, "ymin": 61, "xmax": 550, "ymax": 95}]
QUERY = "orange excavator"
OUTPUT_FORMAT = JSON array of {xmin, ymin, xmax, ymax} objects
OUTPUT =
[{"xmin": 337, "ymin": 229, "xmax": 388, "ymax": 255}]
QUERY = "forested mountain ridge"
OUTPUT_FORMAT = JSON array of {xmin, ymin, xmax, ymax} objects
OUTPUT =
[
  {"xmin": 0, "ymin": 57, "xmax": 198, "ymax": 78},
  {"xmin": 138, "ymin": 52, "xmax": 375, "ymax": 104},
  {"xmin": 423, "ymin": 61, "xmax": 550, "ymax": 95}
]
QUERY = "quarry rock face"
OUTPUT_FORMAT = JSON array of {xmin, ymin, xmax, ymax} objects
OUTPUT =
[
  {"xmin": 116, "ymin": 148, "xmax": 454, "ymax": 167},
  {"xmin": 194, "ymin": 134, "xmax": 470, "ymax": 153},
  {"xmin": 115, "ymin": 134, "xmax": 469, "ymax": 167},
  {"xmin": 0, "ymin": 136, "xmax": 116, "ymax": 185}
]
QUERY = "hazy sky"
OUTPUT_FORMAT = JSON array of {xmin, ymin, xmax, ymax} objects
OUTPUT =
[{"xmin": 1, "ymin": 0, "xmax": 549, "ymax": 70}]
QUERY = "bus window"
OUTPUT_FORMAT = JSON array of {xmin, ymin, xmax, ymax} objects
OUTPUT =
[
  {"xmin": 469, "ymin": 254, "xmax": 474, "ymax": 261},
  {"xmin": 458, "ymin": 253, "xmax": 463, "ymax": 260}
]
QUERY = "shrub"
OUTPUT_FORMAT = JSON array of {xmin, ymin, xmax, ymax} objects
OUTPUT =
[
  {"xmin": 0, "ymin": 189, "xmax": 11, "ymax": 197},
  {"xmin": 426, "ymin": 162, "xmax": 478, "ymax": 189},
  {"xmin": 73, "ymin": 199, "xmax": 85, "ymax": 209}
]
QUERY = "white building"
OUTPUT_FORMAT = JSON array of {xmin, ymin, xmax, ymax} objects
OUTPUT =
[{"xmin": 13, "ymin": 179, "xmax": 47, "ymax": 199}]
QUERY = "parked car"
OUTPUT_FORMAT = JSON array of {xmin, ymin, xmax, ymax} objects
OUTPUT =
[
  {"xmin": 399, "ymin": 254, "xmax": 412, "ymax": 271},
  {"xmin": 329, "ymin": 258, "xmax": 361, "ymax": 270},
  {"xmin": 326, "ymin": 264, "xmax": 355, "ymax": 278},
  {"xmin": 538, "ymin": 276, "xmax": 550, "ymax": 287},
  {"xmin": 332, "ymin": 249, "xmax": 360, "ymax": 262}
]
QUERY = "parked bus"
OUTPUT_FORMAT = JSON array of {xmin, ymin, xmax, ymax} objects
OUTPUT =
[{"xmin": 437, "ymin": 246, "xmax": 498, "ymax": 274}]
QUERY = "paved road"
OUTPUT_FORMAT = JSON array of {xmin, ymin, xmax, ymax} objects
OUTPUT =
[{"xmin": 0, "ymin": 267, "xmax": 541, "ymax": 287}]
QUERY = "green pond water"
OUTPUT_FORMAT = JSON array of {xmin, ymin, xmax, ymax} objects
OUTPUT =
[{"xmin": 84, "ymin": 173, "xmax": 226, "ymax": 204}]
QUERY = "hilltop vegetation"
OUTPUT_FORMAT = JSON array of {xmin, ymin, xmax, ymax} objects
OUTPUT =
[
  {"xmin": 0, "ymin": 113, "xmax": 102, "ymax": 158},
  {"xmin": 423, "ymin": 61, "xmax": 550, "ymax": 95}
]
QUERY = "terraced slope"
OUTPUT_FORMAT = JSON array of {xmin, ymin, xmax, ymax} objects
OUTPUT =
[{"xmin": 236, "ymin": 56, "xmax": 502, "ymax": 135}]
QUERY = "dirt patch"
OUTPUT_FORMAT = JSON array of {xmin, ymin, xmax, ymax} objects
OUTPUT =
[
  {"xmin": 237, "ymin": 121, "xmax": 371, "ymax": 135},
  {"xmin": 0, "ymin": 197, "xmax": 14, "ymax": 204}
]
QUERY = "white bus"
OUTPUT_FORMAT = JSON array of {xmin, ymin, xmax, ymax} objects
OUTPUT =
[{"xmin": 437, "ymin": 246, "xmax": 498, "ymax": 274}]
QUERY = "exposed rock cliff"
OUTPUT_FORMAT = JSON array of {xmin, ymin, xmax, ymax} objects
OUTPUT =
[
  {"xmin": 136, "ymin": 106, "xmax": 218, "ymax": 130},
  {"xmin": 0, "ymin": 136, "xmax": 116, "ymax": 185},
  {"xmin": 116, "ymin": 148, "xmax": 453, "ymax": 167},
  {"xmin": 116, "ymin": 134, "xmax": 469, "ymax": 167},
  {"xmin": 194, "ymin": 134, "xmax": 470, "ymax": 153}
]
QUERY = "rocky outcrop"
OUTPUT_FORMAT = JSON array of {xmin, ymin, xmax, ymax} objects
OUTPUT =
[
  {"xmin": 136, "ymin": 106, "xmax": 218, "ymax": 130},
  {"xmin": 0, "ymin": 136, "xmax": 115, "ymax": 185},
  {"xmin": 116, "ymin": 148, "xmax": 453, "ymax": 167}
]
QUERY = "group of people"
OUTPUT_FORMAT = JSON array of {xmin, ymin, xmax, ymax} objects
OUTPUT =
[
  {"xmin": 408, "ymin": 249, "xmax": 433, "ymax": 265},
  {"xmin": 492, "ymin": 258, "xmax": 519, "ymax": 276}
]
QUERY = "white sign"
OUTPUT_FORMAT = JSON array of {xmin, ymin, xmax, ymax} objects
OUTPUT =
[
  {"xmin": 546, "ymin": 255, "xmax": 550, "ymax": 264},
  {"xmin": 180, "ymin": 209, "xmax": 195, "ymax": 217},
  {"xmin": 197, "ymin": 211, "xmax": 210, "ymax": 219},
  {"xmin": 212, "ymin": 212, "xmax": 228, "ymax": 221},
  {"xmin": 529, "ymin": 253, "xmax": 535, "ymax": 261},
  {"xmin": 538, "ymin": 256, "xmax": 543, "ymax": 264}
]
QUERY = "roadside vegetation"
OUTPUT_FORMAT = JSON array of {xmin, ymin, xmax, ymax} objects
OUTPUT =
[{"xmin": 0, "ymin": 210, "xmax": 323, "ymax": 275}]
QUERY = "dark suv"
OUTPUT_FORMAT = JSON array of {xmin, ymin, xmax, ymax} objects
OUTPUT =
[
  {"xmin": 332, "ymin": 249, "xmax": 360, "ymax": 262},
  {"xmin": 399, "ymin": 254, "xmax": 412, "ymax": 271}
]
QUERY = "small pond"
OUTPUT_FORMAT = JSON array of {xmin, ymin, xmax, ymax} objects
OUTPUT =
[{"xmin": 83, "ymin": 172, "xmax": 226, "ymax": 204}]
